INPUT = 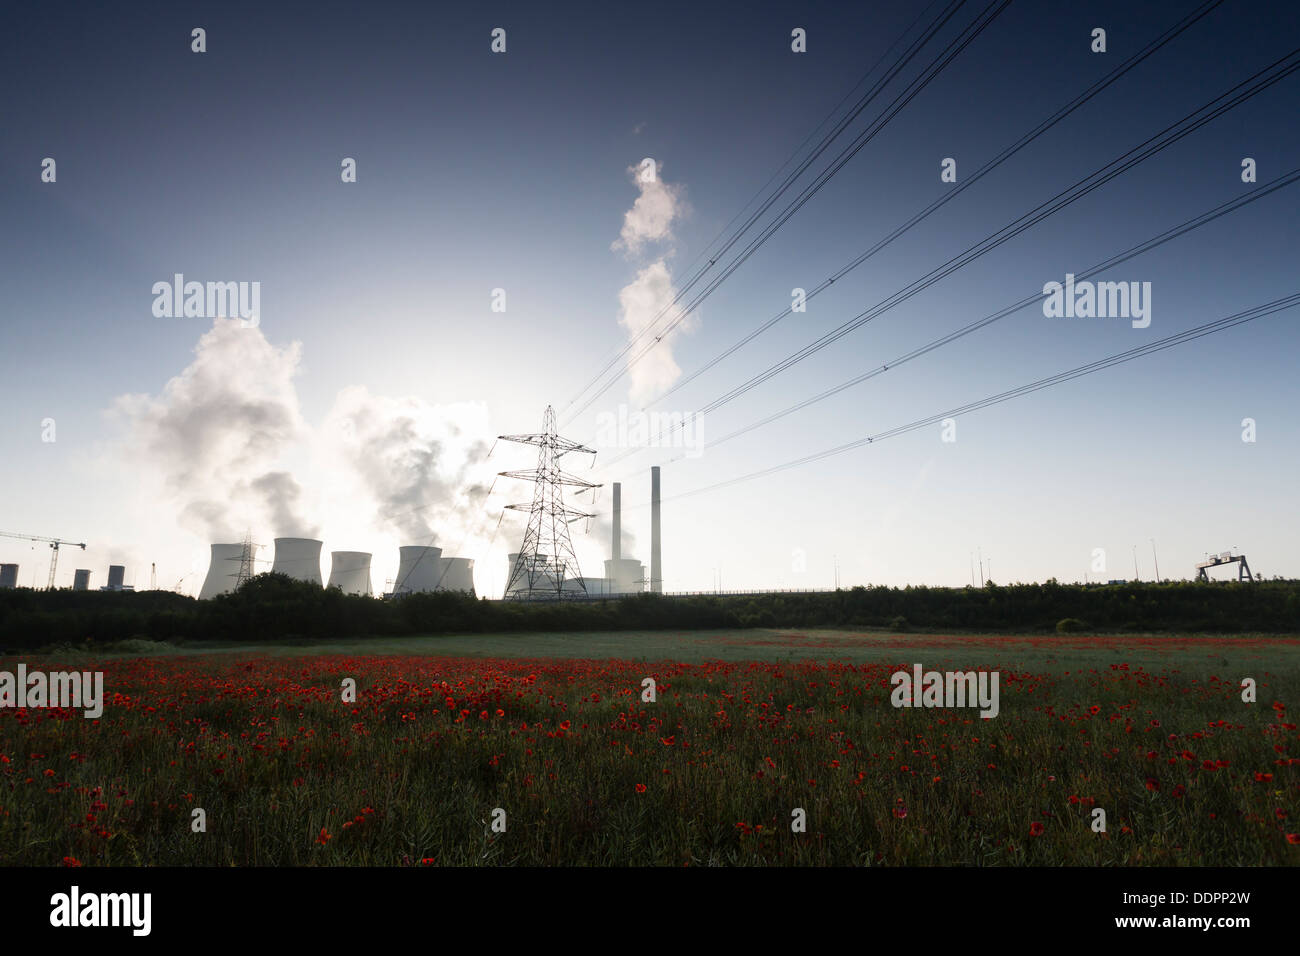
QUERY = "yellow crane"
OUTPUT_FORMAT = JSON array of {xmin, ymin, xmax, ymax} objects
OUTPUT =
[{"xmin": 0, "ymin": 531, "xmax": 88, "ymax": 590}]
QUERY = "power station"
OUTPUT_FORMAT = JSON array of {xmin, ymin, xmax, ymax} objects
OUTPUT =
[{"xmin": 0, "ymin": 408, "xmax": 656, "ymax": 601}]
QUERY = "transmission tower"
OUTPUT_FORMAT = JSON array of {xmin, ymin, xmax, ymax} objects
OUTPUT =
[
  {"xmin": 499, "ymin": 406, "xmax": 601, "ymax": 599},
  {"xmin": 234, "ymin": 531, "xmax": 259, "ymax": 589}
]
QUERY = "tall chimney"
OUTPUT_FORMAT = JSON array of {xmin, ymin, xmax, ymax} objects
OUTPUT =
[
  {"xmin": 612, "ymin": 482, "xmax": 622, "ymax": 560},
  {"xmin": 650, "ymin": 466, "xmax": 661, "ymax": 593}
]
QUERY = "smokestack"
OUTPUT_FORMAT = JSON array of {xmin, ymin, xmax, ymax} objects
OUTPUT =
[
  {"xmin": 612, "ymin": 482, "xmax": 622, "ymax": 560},
  {"xmin": 651, "ymin": 466, "xmax": 661, "ymax": 593}
]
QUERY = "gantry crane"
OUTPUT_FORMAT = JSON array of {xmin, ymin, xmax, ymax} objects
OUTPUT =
[{"xmin": 0, "ymin": 531, "xmax": 88, "ymax": 590}]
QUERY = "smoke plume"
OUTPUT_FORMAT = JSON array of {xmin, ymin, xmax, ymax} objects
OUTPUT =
[
  {"xmin": 324, "ymin": 387, "xmax": 494, "ymax": 545},
  {"xmin": 612, "ymin": 160, "xmax": 693, "ymax": 405},
  {"xmin": 110, "ymin": 318, "xmax": 319, "ymax": 540}
]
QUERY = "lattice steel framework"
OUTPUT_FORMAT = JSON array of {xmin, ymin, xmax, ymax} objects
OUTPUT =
[
  {"xmin": 235, "ymin": 532, "xmax": 259, "ymax": 589},
  {"xmin": 499, "ymin": 406, "xmax": 600, "ymax": 600}
]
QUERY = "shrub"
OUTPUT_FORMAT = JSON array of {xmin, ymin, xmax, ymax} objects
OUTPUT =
[{"xmin": 1056, "ymin": 617, "xmax": 1086, "ymax": 634}]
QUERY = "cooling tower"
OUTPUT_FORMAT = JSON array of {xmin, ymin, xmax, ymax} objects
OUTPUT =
[
  {"xmin": 73, "ymin": 569, "xmax": 91, "ymax": 591},
  {"xmin": 327, "ymin": 551, "xmax": 372, "ymax": 596},
  {"xmin": 650, "ymin": 466, "xmax": 662, "ymax": 593},
  {"xmin": 199, "ymin": 543, "xmax": 244, "ymax": 600},
  {"xmin": 107, "ymin": 565, "xmax": 125, "ymax": 591},
  {"xmin": 505, "ymin": 552, "xmax": 560, "ymax": 596},
  {"xmin": 504, "ymin": 552, "xmax": 523, "ymax": 595},
  {"xmin": 271, "ymin": 538, "xmax": 323, "ymax": 585},
  {"xmin": 0, "ymin": 564, "xmax": 17, "ymax": 589},
  {"xmin": 394, "ymin": 545, "xmax": 443, "ymax": 594},
  {"xmin": 604, "ymin": 558, "xmax": 645, "ymax": 594},
  {"xmin": 437, "ymin": 557, "xmax": 475, "ymax": 594}
]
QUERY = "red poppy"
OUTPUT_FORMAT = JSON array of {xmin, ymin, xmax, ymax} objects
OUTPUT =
[
  {"xmin": 317, "ymin": 826, "xmax": 331, "ymax": 844},
  {"xmin": 635, "ymin": 783, "xmax": 646, "ymax": 793},
  {"xmin": 1029, "ymin": 822, "xmax": 1045, "ymax": 837}
]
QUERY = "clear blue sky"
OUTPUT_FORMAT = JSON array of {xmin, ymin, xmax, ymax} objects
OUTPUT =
[{"xmin": 1, "ymin": 0, "xmax": 1297, "ymax": 595}]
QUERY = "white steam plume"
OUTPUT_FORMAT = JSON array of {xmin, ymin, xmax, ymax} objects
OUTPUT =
[
  {"xmin": 109, "ymin": 318, "xmax": 318, "ymax": 540},
  {"xmin": 612, "ymin": 159, "xmax": 692, "ymax": 405}
]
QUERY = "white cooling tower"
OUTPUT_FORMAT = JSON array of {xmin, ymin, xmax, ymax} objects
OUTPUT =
[
  {"xmin": 271, "ymin": 538, "xmax": 323, "ymax": 585},
  {"xmin": 604, "ymin": 558, "xmax": 645, "ymax": 594},
  {"xmin": 327, "ymin": 551, "xmax": 372, "ymax": 596},
  {"xmin": 504, "ymin": 553, "xmax": 523, "ymax": 595},
  {"xmin": 505, "ymin": 553, "xmax": 559, "ymax": 596},
  {"xmin": 200, "ymin": 543, "xmax": 244, "ymax": 599},
  {"xmin": 394, "ymin": 545, "xmax": 443, "ymax": 594},
  {"xmin": 436, "ymin": 557, "xmax": 475, "ymax": 595}
]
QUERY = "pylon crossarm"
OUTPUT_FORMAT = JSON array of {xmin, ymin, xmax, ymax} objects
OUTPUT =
[
  {"xmin": 496, "ymin": 433, "xmax": 548, "ymax": 446},
  {"xmin": 498, "ymin": 468, "xmax": 600, "ymax": 489},
  {"xmin": 554, "ymin": 442, "xmax": 597, "ymax": 458}
]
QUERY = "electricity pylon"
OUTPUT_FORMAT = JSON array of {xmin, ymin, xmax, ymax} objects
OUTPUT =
[
  {"xmin": 234, "ymin": 532, "xmax": 259, "ymax": 589},
  {"xmin": 499, "ymin": 406, "xmax": 600, "ymax": 599}
]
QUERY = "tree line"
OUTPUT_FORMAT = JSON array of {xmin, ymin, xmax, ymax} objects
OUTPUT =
[{"xmin": 0, "ymin": 573, "xmax": 1296, "ymax": 652}]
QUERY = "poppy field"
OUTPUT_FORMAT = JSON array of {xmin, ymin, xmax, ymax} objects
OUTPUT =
[{"xmin": 2, "ymin": 629, "xmax": 1297, "ymax": 866}]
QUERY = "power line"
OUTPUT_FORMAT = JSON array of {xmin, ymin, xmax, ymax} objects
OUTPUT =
[
  {"xmin": 628, "ymin": 48, "xmax": 1300, "ymax": 446},
  {"xmin": 562, "ymin": 0, "xmax": 1006, "ymax": 422},
  {"xmin": 650, "ymin": 0, "xmax": 1227, "ymax": 409},
  {"xmin": 656, "ymin": 293, "xmax": 1300, "ymax": 503},
  {"xmin": 561, "ymin": 0, "xmax": 955, "ymax": 407},
  {"xmin": 616, "ymin": 166, "xmax": 1300, "ymax": 467}
]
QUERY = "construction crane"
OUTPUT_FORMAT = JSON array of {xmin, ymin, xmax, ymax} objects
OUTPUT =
[{"xmin": 0, "ymin": 531, "xmax": 88, "ymax": 590}]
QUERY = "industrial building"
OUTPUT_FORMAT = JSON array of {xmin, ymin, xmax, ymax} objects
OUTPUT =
[
  {"xmin": 99, "ymin": 564, "xmax": 133, "ymax": 592},
  {"xmin": 73, "ymin": 569, "xmax": 91, "ymax": 591},
  {"xmin": 0, "ymin": 564, "xmax": 17, "ymax": 589}
]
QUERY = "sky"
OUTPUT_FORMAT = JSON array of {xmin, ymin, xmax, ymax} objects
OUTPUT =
[{"xmin": 1, "ymin": 0, "xmax": 1297, "ymax": 597}]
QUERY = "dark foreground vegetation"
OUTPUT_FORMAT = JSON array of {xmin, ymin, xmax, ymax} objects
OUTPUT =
[{"xmin": 1, "ymin": 574, "xmax": 1297, "ymax": 651}]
